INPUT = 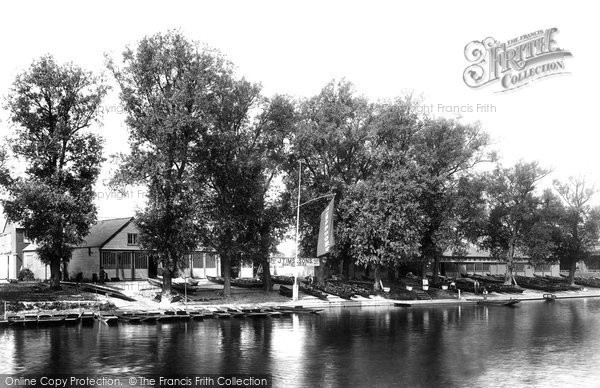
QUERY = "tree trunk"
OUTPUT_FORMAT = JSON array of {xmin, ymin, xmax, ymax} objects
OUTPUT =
[
  {"xmin": 568, "ymin": 257, "xmax": 577, "ymax": 286},
  {"xmin": 342, "ymin": 255, "xmax": 350, "ymax": 280},
  {"xmin": 261, "ymin": 256, "xmax": 272, "ymax": 291},
  {"xmin": 432, "ymin": 257, "xmax": 440, "ymax": 283},
  {"xmin": 373, "ymin": 265, "xmax": 382, "ymax": 291},
  {"xmin": 162, "ymin": 268, "xmax": 172, "ymax": 297},
  {"xmin": 49, "ymin": 259, "xmax": 61, "ymax": 290},
  {"xmin": 62, "ymin": 261, "xmax": 69, "ymax": 281},
  {"xmin": 504, "ymin": 240, "xmax": 518, "ymax": 286},
  {"xmin": 420, "ymin": 231, "xmax": 439, "ymax": 281},
  {"xmin": 222, "ymin": 252, "xmax": 231, "ymax": 297},
  {"xmin": 421, "ymin": 260, "xmax": 428, "ymax": 278}
]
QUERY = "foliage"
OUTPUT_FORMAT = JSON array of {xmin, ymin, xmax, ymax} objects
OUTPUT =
[
  {"xmin": 286, "ymin": 80, "xmax": 383, "ymax": 282},
  {"xmin": 1, "ymin": 56, "xmax": 107, "ymax": 289},
  {"xmin": 200, "ymin": 73, "xmax": 295, "ymax": 294},
  {"xmin": 18, "ymin": 268, "xmax": 35, "ymax": 281},
  {"xmin": 107, "ymin": 31, "xmax": 222, "ymax": 295},
  {"xmin": 551, "ymin": 177, "xmax": 600, "ymax": 284},
  {"xmin": 287, "ymin": 80, "xmax": 491, "ymax": 283},
  {"xmin": 479, "ymin": 161, "xmax": 550, "ymax": 284},
  {"xmin": 409, "ymin": 118, "xmax": 491, "ymax": 280},
  {"xmin": 339, "ymin": 167, "xmax": 424, "ymax": 269}
]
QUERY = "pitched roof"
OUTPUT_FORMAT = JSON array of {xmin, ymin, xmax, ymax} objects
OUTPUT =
[
  {"xmin": 22, "ymin": 217, "xmax": 133, "ymax": 251},
  {"xmin": 23, "ymin": 242, "xmax": 37, "ymax": 252},
  {"xmin": 443, "ymin": 244, "xmax": 527, "ymax": 259},
  {"xmin": 78, "ymin": 217, "xmax": 134, "ymax": 248}
]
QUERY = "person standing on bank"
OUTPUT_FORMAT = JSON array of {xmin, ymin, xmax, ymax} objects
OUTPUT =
[{"xmin": 99, "ymin": 267, "xmax": 106, "ymax": 284}]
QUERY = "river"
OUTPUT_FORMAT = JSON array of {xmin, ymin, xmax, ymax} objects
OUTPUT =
[{"xmin": 1, "ymin": 299, "xmax": 600, "ymax": 387}]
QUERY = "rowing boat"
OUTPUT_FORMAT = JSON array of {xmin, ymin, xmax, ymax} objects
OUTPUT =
[
  {"xmin": 80, "ymin": 311, "xmax": 95, "ymax": 324},
  {"xmin": 37, "ymin": 314, "xmax": 65, "ymax": 325},
  {"xmin": 95, "ymin": 312, "xmax": 119, "ymax": 326},
  {"xmin": 147, "ymin": 278, "xmax": 201, "ymax": 293},
  {"xmin": 279, "ymin": 285, "xmax": 293, "ymax": 297},
  {"xmin": 116, "ymin": 311, "xmax": 145, "ymax": 324},
  {"xmin": 206, "ymin": 276, "xmax": 263, "ymax": 288},
  {"xmin": 7, "ymin": 314, "xmax": 38, "ymax": 326},
  {"xmin": 64, "ymin": 313, "xmax": 81, "ymax": 324},
  {"xmin": 477, "ymin": 299, "xmax": 520, "ymax": 307}
]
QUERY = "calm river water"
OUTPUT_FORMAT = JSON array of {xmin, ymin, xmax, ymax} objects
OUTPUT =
[{"xmin": 2, "ymin": 299, "xmax": 600, "ymax": 388}]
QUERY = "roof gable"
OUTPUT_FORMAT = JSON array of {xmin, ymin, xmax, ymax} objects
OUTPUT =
[{"xmin": 78, "ymin": 217, "xmax": 134, "ymax": 248}]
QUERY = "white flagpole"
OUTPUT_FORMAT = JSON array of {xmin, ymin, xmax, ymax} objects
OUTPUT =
[{"xmin": 293, "ymin": 160, "xmax": 301, "ymax": 301}]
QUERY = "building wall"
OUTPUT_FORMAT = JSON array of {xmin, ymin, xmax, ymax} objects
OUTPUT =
[
  {"xmin": 0, "ymin": 224, "xmax": 25, "ymax": 279},
  {"xmin": 0, "ymin": 255, "xmax": 10, "ymax": 279},
  {"xmin": 69, "ymin": 247, "xmax": 100, "ymax": 280},
  {"xmin": 181, "ymin": 252, "xmax": 221, "ymax": 278},
  {"xmin": 443, "ymin": 261, "xmax": 559, "ymax": 278},
  {"xmin": 23, "ymin": 250, "xmax": 49, "ymax": 280}
]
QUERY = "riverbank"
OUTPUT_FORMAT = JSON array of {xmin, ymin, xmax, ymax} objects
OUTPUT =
[
  {"xmin": 4, "ymin": 279, "xmax": 600, "ymax": 315},
  {"xmin": 109, "ymin": 279, "xmax": 600, "ymax": 311}
]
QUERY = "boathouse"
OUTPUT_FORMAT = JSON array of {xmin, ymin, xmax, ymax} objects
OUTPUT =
[
  {"xmin": 440, "ymin": 246, "xmax": 559, "ymax": 277},
  {"xmin": 0, "ymin": 220, "xmax": 30, "ymax": 280},
  {"xmin": 22, "ymin": 217, "xmax": 220, "ymax": 281}
]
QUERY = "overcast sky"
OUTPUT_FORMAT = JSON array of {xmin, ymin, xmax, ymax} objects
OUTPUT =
[{"xmin": 0, "ymin": 0, "xmax": 598, "ymax": 221}]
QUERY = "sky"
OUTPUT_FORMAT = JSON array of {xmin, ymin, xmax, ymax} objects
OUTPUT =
[{"xmin": 0, "ymin": 0, "xmax": 598, "ymax": 227}]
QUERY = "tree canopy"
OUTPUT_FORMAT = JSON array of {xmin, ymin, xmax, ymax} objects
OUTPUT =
[
  {"xmin": 1, "ymin": 55, "xmax": 107, "ymax": 289},
  {"xmin": 108, "ymin": 31, "xmax": 222, "ymax": 295}
]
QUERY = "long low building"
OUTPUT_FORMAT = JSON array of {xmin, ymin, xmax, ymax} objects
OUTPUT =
[
  {"xmin": 23, "ymin": 217, "xmax": 220, "ymax": 281},
  {"xmin": 440, "ymin": 246, "xmax": 559, "ymax": 277}
]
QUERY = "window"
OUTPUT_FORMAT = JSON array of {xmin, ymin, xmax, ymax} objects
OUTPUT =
[
  {"xmin": 119, "ymin": 252, "xmax": 131, "ymax": 267},
  {"xmin": 192, "ymin": 253, "xmax": 204, "ymax": 268},
  {"xmin": 444, "ymin": 263, "xmax": 458, "ymax": 272},
  {"xmin": 535, "ymin": 264, "xmax": 552, "ymax": 272},
  {"xmin": 205, "ymin": 253, "xmax": 216, "ymax": 268},
  {"xmin": 101, "ymin": 252, "xmax": 117, "ymax": 269},
  {"xmin": 134, "ymin": 252, "xmax": 148, "ymax": 269},
  {"xmin": 466, "ymin": 263, "xmax": 475, "ymax": 272},
  {"xmin": 127, "ymin": 233, "xmax": 138, "ymax": 246},
  {"xmin": 23, "ymin": 230, "xmax": 31, "ymax": 244}
]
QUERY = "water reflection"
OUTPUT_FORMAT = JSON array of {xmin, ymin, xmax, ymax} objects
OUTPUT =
[{"xmin": 2, "ymin": 300, "xmax": 600, "ymax": 387}]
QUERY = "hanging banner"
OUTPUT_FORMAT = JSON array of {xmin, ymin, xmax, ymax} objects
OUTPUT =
[{"xmin": 317, "ymin": 198, "xmax": 335, "ymax": 257}]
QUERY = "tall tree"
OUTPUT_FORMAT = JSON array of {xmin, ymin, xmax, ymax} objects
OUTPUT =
[
  {"xmin": 286, "ymin": 80, "xmax": 381, "ymax": 284},
  {"xmin": 339, "ymin": 167, "xmax": 424, "ymax": 290},
  {"xmin": 1, "ymin": 56, "xmax": 107, "ymax": 289},
  {"xmin": 410, "ymin": 118, "xmax": 491, "ymax": 281},
  {"xmin": 201, "ymin": 73, "xmax": 294, "ymax": 296},
  {"xmin": 552, "ymin": 177, "xmax": 600, "ymax": 285},
  {"xmin": 480, "ymin": 162, "xmax": 550, "ymax": 285},
  {"xmin": 108, "ymin": 31, "xmax": 223, "ymax": 296}
]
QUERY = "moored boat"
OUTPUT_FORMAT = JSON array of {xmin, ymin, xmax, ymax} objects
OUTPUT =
[
  {"xmin": 80, "ymin": 311, "xmax": 95, "ymax": 324},
  {"xmin": 206, "ymin": 276, "xmax": 263, "ymax": 288},
  {"xmin": 95, "ymin": 312, "xmax": 119, "ymax": 326},
  {"xmin": 147, "ymin": 278, "xmax": 201, "ymax": 293},
  {"xmin": 543, "ymin": 293, "xmax": 557, "ymax": 302},
  {"xmin": 64, "ymin": 313, "xmax": 81, "ymax": 324},
  {"xmin": 477, "ymin": 299, "xmax": 520, "ymax": 307},
  {"xmin": 7, "ymin": 314, "xmax": 38, "ymax": 326},
  {"xmin": 116, "ymin": 311, "xmax": 145, "ymax": 324},
  {"xmin": 37, "ymin": 313, "xmax": 65, "ymax": 325},
  {"xmin": 279, "ymin": 285, "xmax": 293, "ymax": 297}
]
